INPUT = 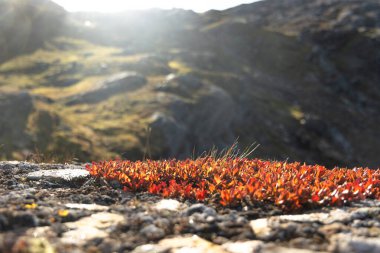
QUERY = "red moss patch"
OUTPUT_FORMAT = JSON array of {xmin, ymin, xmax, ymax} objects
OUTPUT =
[{"xmin": 86, "ymin": 158, "xmax": 380, "ymax": 211}]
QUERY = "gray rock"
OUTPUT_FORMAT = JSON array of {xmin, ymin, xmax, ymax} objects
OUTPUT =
[
  {"xmin": 154, "ymin": 199, "xmax": 185, "ymax": 211},
  {"xmin": 250, "ymin": 218, "xmax": 273, "ymax": 240},
  {"xmin": 274, "ymin": 209, "xmax": 352, "ymax": 224},
  {"xmin": 350, "ymin": 207, "xmax": 380, "ymax": 220},
  {"xmin": 318, "ymin": 222, "xmax": 349, "ymax": 236},
  {"xmin": 150, "ymin": 74, "xmax": 241, "ymax": 159},
  {"xmin": 15, "ymin": 162, "xmax": 40, "ymax": 171},
  {"xmin": 148, "ymin": 111, "xmax": 188, "ymax": 158},
  {"xmin": 155, "ymin": 73, "xmax": 203, "ymax": 97},
  {"xmin": 62, "ymin": 212, "xmax": 124, "ymax": 245},
  {"xmin": 137, "ymin": 235, "xmax": 229, "ymax": 252},
  {"xmin": 329, "ymin": 233, "xmax": 380, "ymax": 253},
  {"xmin": 124, "ymin": 55, "xmax": 171, "ymax": 75},
  {"xmin": 262, "ymin": 245, "xmax": 323, "ymax": 253},
  {"xmin": 153, "ymin": 218, "xmax": 171, "ymax": 230},
  {"xmin": 136, "ymin": 213, "xmax": 155, "ymax": 224},
  {"xmin": 66, "ymin": 72, "xmax": 146, "ymax": 105},
  {"xmin": 11, "ymin": 212, "xmax": 39, "ymax": 228},
  {"xmin": 183, "ymin": 203, "xmax": 216, "ymax": 217},
  {"xmin": 131, "ymin": 244, "xmax": 169, "ymax": 253},
  {"xmin": 222, "ymin": 240, "xmax": 264, "ymax": 253},
  {"xmin": 140, "ymin": 224, "xmax": 165, "ymax": 240},
  {"xmin": 26, "ymin": 168, "xmax": 89, "ymax": 185},
  {"xmin": 180, "ymin": 83, "xmax": 239, "ymax": 154},
  {"xmin": 65, "ymin": 203, "xmax": 109, "ymax": 211},
  {"xmin": 0, "ymin": 161, "xmax": 20, "ymax": 170}
]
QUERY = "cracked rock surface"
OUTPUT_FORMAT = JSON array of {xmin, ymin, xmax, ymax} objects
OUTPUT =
[{"xmin": 0, "ymin": 161, "xmax": 379, "ymax": 253}]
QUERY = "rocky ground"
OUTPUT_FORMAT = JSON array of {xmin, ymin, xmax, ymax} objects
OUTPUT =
[{"xmin": 0, "ymin": 161, "xmax": 379, "ymax": 253}]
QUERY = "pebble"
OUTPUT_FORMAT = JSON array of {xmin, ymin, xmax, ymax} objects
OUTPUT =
[
  {"xmin": 65, "ymin": 203, "xmax": 109, "ymax": 211},
  {"xmin": 329, "ymin": 233, "xmax": 380, "ymax": 253},
  {"xmin": 61, "ymin": 212, "xmax": 124, "ymax": 245},
  {"xmin": 0, "ymin": 214, "xmax": 9, "ymax": 230},
  {"xmin": 132, "ymin": 244, "xmax": 169, "ymax": 253},
  {"xmin": 12, "ymin": 237, "xmax": 55, "ymax": 253},
  {"xmin": 0, "ymin": 161, "xmax": 38, "ymax": 172},
  {"xmin": 318, "ymin": 222, "xmax": 349, "ymax": 236},
  {"xmin": 153, "ymin": 218, "xmax": 171, "ymax": 230},
  {"xmin": 157, "ymin": 235, "xmax": 229, "ymax": 252},
  {"xmin": 262, "ymin": 245, "xmax": 324, "ymax": 253},
  {"xmin": 276, "ymin": 209, "xmax": 351, "ymax": 224},
  {"xmin": 136, "ymin": 213, "xmax": 154, "ymax": 224},
  {"xmin": 250, "ymin": 218, "xmax": 273, "ymax": 240},
  {"xmin": 140, "ymin": 224, "xmax": 165, "ymax": 240},
  {"xmin": 154, "ymin": 199, "xmax": 185, "ymax": 211},
  {"xmin": 183, "ymin": 203, "xmax": 216, "ymax": 217},
  {"xmin": 222, "ymin": 240, "xmax": 264, "ymax": 253},
  {"xmin": 350, "ymin": 207, "xmax": 380, "ymax": 220},
  {"xmin": 11, "ymin": 212, "xmax": 39, "ymax": 228}
]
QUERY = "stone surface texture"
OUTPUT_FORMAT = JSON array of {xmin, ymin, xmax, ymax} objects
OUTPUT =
[{"xmin": 0, "ymin": 162, "xmax": 379, "ymax": 253}]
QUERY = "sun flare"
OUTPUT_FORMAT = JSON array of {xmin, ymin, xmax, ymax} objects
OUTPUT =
[{"xmin": 52, "ymin": 0, "xmax": 257, "ymax": 13}]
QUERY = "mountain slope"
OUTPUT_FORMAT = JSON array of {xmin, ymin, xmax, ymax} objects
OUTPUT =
[
  {"xmin": 0, "ymin": 0, "xmax": 379, "ymax": 167},
  {"xmin": 0, "ymin": 0, "xmax": 65, "ymax": 63}
]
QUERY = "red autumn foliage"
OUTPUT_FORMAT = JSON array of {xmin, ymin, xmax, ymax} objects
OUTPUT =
[{"xmin": 86, "ymin": 158, "xmax": 380, "ymax": 211}]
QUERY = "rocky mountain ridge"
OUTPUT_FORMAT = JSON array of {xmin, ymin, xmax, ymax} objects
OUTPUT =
[{"xmin": 0, "ymin": 0, "xmax": 379, "ymax": 168}]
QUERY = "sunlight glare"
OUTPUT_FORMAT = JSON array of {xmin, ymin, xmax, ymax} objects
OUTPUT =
[{"xmin": 52, "ymin": 0, "xmax": 257, "ymax": 13}]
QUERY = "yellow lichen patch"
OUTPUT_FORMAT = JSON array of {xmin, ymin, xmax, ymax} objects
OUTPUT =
[
  {"xmin": 0, "ymin": 74, "xmax": 42, "ymax": 89},
  {"xmin": 32, "ymin": 76, "xmax": 106, "ymax": 100},
  {"xmin": 0, "ymin": 48, "xmax": 79, "ymax": 73},
  {"xmin": 169, "ymin": 61, "xmax": 192, "ymax": 74},
  {"xmin": 25, "ymin": 203, "xmax": 38, "ymax": 209},
  {"xmin": 290, "ymin": 106, "xmax": 305, "ymax": 121},
  {"xmin": 58, "ymin": 209, "xmax": 69, "ymax": 217},
  {"xmin": 0, "ymin": 36, "xmax": 149, "ymax": 94}
]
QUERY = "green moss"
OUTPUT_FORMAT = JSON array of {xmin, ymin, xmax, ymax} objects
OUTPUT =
[{"xmin": 0, "ymin": 37, "xmax": 145, "ymax": 92}]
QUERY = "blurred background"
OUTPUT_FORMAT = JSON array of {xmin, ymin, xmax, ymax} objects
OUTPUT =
[{"xmin": 0, "ymin": 0, "xmax": 379, "ymax": 168}]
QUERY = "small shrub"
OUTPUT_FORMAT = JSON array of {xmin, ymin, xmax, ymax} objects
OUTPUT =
[{"xmin": 86, "ymin": 158, "xmax": 380, "ymax": 212}]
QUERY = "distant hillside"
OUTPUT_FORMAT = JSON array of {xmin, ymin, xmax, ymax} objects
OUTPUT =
[
  {"xmin": 0, "ymin": 0, "xmax": 65, "ymax": 63},
  {"xmin": 0, "ymin": 0, "xmax": 379, "ymax": 168}
]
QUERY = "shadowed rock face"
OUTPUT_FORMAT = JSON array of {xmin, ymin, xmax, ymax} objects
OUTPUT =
[
  {"xmin": 148, "ymin": 74, "xmax": 240, "ymax": 159},
  {"xmin": 0, "ymin": 92, "xmax": 34, "ymax": 157}
]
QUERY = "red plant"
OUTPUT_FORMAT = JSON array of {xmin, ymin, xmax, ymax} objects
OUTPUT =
[{"xmin": 86, "ymin": 158, "xmax": 380, "ymax": 212}]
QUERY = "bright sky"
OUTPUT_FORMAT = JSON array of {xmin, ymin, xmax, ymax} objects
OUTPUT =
[{"xmin": 52, "ymin": 0, "xmax": 258, "ymax": 13}]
